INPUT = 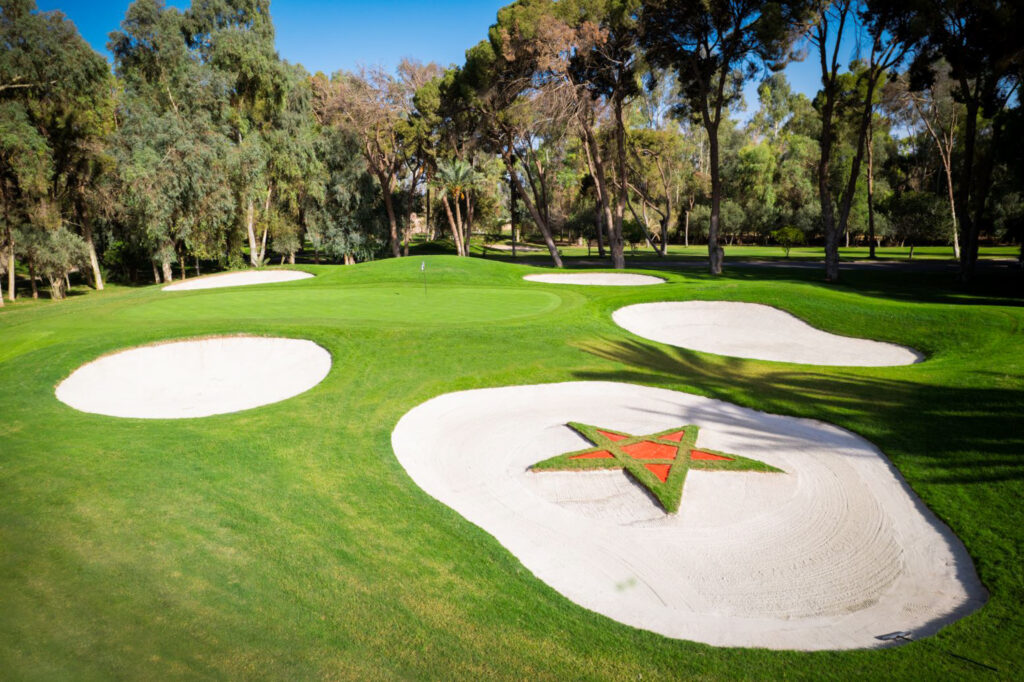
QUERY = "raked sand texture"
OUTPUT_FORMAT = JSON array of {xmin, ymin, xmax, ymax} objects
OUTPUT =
[
  {"xmin": 613, "ymin": 301, "xmax": 923, "ymax": 366},
  {"xmin": 56, "ymin": 336, "xmax": 331, "ymax": 419},
  {"xmin": 391, "ymin": 382, "xmax": 984, "ymax": 650},
  {"xmin": 163, "ymin": 270, "xmax": 313, "ymax": 292},
  {"xmin": 524, "ymin": 273, "xmax": 665, "ymax": 286}
]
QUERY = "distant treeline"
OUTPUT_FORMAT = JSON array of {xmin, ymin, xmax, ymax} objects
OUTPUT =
[{"xmin": 1, "ymin": 0, "xmax": 1021, "ymax": 301}]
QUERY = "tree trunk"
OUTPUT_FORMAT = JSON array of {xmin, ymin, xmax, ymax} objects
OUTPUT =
[
  {"xmin": 379, "ymin": 173, "xmax": 401, "ymax": 258},
  {"xmin": 288, "ymin": 252, "xmax": 295, "ymax": 265},
  {"xmin": 503, "ymin": 153, "xmax": 562, "ymax": 268},
  {"xmin": 245, "ymin": 199, "xmax": 258, "ymax": 267},
  {"xmin": 256, "ymin": 185, "xmax": 272, "ymax": 265},
  {"xmin": 836, "ymin": 74, "xmax": 880, "ymax": 254},
  {"xmin": 610, "ymin": 96, "xmax": 628, "ymax": 269},
  {"xmin": 441, "ymin": 194, "xmax": 464, "ymax": 256},
  {"xmin": 404, "ymin": 210, "xmax": 413, "ymax": 257},
  {"xmin": 918, "ymin": 101, "xmax": 961, "ymax": 260},
  {"xmin": 48, "ymin": 276, "xmax": 63, "ymax": 301},
  {"xmin": 152, "ymin": 260, "xmax": 161, "ymax": 284},
  {"xmin": 161, "ymin": 257, "xmax": 173, "ymax": 283},
  {"xmin": 582, "ymin": 123, "xmax": 618, "ymax": 266},
  {"xmin": 707, "ymin": 125, "xmax": 724, "ymax": 275},
  {"xmin": 82, "ymin": 219, "xmax": 104, "ymax": 291},
  {"xmin": 7, "ymin": 244, "xmax": 15, "ymax": 301},
  {"xmin": 867, "ymin": 119, "xmax": 877, "ymax": 259},
  {"xmin": 28, "ymin": 261, "xmax": 38, "ymax": 298},
  {"xmin": 945, "ymin": 162, "xmax": 960, "ymax": 260},
  {"xmin": 195, "ymin": 255, "xmax": 201, "ymax": 276},
  {"xmin": 426, "ymin": 187, "xmax": 432, "ymax": 240},
  {"xmin": 957, "ymin": 97, "xmax": 979, "ymax": 281},
  {"xmin": 454, "ymin": 194, "xmax": 465, "ymax": 255},
  {"xmin": 685, "ymin": 203, "xmax": 691, "ymax": 247},
  {"xmin": 818, "ymin": 106, "xmax": 840, "ymax": 280},
  {"xmin": 908, "ymin": 244, "xmax": 914, "ymax": 261},
  {"xmin": 509, "ymin": 173, "xmax": 517, "ymax": 258},
  {"xmin": 464, "ymin": 189, "xmax": 474, "ymax": 252}
]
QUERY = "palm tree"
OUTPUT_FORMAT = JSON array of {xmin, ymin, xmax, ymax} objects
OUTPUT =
[{"xmin": 434, "ymin": 158, "xmax": 478, "ymax": 256}]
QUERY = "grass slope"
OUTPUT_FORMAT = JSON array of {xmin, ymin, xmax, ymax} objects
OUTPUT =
[{"xmin": 1, "ymin": 256, "xmax": 1022, "ymax": 680}]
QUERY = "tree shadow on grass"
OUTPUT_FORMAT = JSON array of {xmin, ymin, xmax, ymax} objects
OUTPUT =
[{"xmin": 571, "ymin": 337, "xmax": 1024, "ymax": 485}]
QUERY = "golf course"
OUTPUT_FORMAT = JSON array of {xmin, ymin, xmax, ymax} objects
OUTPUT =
[{"xmin": 2, "ymin": 255, "xmax": 1021, "ymax": 678}]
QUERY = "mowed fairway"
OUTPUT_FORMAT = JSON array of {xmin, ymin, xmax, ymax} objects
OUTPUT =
[{"xmin": 1, "ymin": 256, "xmax": 1022, "ymax": 679}]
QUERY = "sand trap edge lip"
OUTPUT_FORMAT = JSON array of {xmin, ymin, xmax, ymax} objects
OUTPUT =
[
  {"xmin": 162, "ymin": 269, "xmax": 314, "ymax": 292},
  {"xmin": 54, "ymin": 333, "xmax": 332, "ymax": 419},
  {"xmin": 524, "ymin": 272, "xmax": 666, "ymax": 286},
  {"xmin": 390, "ymin": 380, "xmax": 986, "ymax": 650},
  {"xmin": 613, "ymin": 300, "xmax": 925, "ymax": 367}
]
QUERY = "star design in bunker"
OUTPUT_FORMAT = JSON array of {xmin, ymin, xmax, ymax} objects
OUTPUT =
[{"xmin": 530, "ymin": 422, "xmax": 783, "ymax": 513}]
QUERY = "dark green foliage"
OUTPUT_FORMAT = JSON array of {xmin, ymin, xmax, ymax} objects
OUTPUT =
[
  {"xmin": 882, "ymin": 191, "xmax": 948, "ymax": 259},
  {"xmin": 865, "ymin": 0, "xmax": 1024, "ymax": 279}
]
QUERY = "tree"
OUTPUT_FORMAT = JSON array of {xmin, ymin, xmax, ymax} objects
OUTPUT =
[
  {"xmin": 626, "ymin": 126, "xmax": 685, "ymax": 255},
  {"xmin": 866, "ymin": 0, "xmax": 1024, "ymax": 281},
  {"xmin": 561, "ymin": 0, "xmax": 644, "ymax": 269},
  {"xmin": 882, "ymin": 190, "xmax": 946, "ymax": 259},
  {"xmin": 443, "ymin": 27, "xmax": 568, "ymax": 268},
  {"xmin": 433, "ymin": 158, "xmax": 479, "ymax": 256},
  {"xmin": 305, "ymin": 120, "xmax": 382, "ymax": 265},
  {"xmin": 185, "ymin": 0, "xmax": 286, "ymax": 268},
  {"xmin": 771, "ymin": 225, "xmax": 805, "ymax": 256},
  {"xmin": 111, "ymin": 0, "xmax": 236, "ymax": 281},
  {"xmin": 393, "ymin": 59, "xmax": 443, "ymax": 256},
  {"xmin": 642, "ymin": 0, "xmax": 808, "ymax": 274},
  {"xmin": 892, "ymin": 63, "xmax": 963, "ymax": 259},
  {"xmin": 831, "ymin": 11, "xmax": 908, "ymax": 266},
  {"xmin": 804, "ymin": 0, "xmax": 853, "ymax": 281},
  {"xmin": 315, "ymin": 65, "xmax": 418, "ymax": 259},
  {"xmin": 0, "ymin": 0, "xmax": 108, "ymax": 300}
]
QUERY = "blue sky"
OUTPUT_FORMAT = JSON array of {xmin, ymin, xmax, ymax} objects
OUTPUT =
[
  {"xmin": 37, "ymin": 1, "xmax": 863, "ymax": 113},
  {"xmin": 37, "ymin": 0, "xmax": 509, "ymax": 74}
]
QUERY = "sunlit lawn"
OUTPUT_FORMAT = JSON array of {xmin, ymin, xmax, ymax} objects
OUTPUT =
[{"xmin": 1, "ymin": 256, "xmax": 1021, "ymax": 679}]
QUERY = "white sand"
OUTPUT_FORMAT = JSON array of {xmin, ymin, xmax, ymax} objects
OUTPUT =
[
  {"xmin": 613, "ymin": 301, "xmax": 922, "ymax": 366},
  {"xmin": 487, "ymin": 243, "xmax": 544, "ymax": 252},
  {"xmin": 162, "ymin": 270, "xmax": 313, "ymax": 292},
  {"xmin": 391, "ymin": 382, "xmax": 984, "ymax": 650},
  {"xmin": 56, "ymin": 336, "xmax": 331, "ymax": 419},
  {"xmin": 524, "ymin": 272, "xmax": 665, "ymax": 286}
]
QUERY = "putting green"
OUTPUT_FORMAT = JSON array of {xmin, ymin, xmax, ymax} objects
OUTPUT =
[{"xmin": 116, "ymin": 285, "xmax": 565, "ymax": 326}]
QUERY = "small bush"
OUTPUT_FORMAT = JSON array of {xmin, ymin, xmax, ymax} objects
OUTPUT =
[{"xmin": 770, "ymin": 226, "xmax": 806, "ymax": 257}]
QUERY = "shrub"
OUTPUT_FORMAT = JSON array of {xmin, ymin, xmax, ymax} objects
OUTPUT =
[{"xmin": 770, "ymin": 226, "xmax": 806, "ymax": 257}]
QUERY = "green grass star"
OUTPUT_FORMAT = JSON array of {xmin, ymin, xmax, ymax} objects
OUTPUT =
[{"xmin": 530, "ymin": 422, "xmax": 783, "ymax": 513}]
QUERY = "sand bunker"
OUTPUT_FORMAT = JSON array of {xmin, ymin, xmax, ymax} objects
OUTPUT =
[
  {"xmin": 163, "ymin": 270, "xmax": 313, "ymax": 292},
  {"xmin": 392, "ymin": 381, "xmax": 983, "ymax": 650},
  {"xmin": 56, "ymin": 336, "xmax": 331, "ymax": 419},
  {"xmin": 524, "ymin": 272, "xmax": 665, "ymax": 286},
  {"xmin": 486, "ymin": 243, "xmax": 544, "ymax": 252},
  {"xmin": 613, "ymin": 301, "xmax": 922, "ymax": 366}
]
